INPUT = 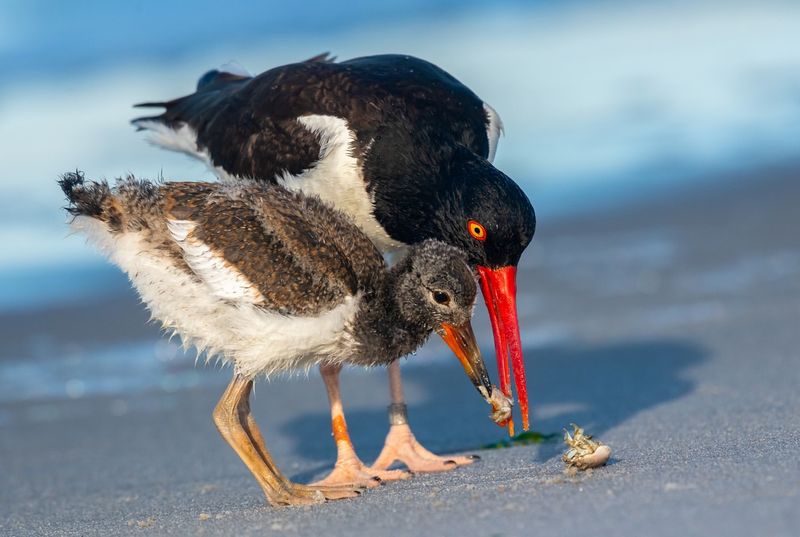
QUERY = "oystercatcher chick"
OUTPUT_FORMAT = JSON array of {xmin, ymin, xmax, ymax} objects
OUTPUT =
[
  {"xmin": 59, "ymin": 171, "xmax": 510, "ymax": 506},
  {"xmin": 133, "ymin": 53, "xmax": 535, "ymax": 484}
]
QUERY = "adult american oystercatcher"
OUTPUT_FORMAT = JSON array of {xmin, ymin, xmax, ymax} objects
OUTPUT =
[
  {"xmin": 59, "ymin": 172, "xmax": 511, "ymax": 506},
  {"xmin": 133, "ymin": 53, "xmax": 535, "ymax": 483}
]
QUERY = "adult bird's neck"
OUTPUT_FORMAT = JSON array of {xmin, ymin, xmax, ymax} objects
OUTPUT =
[{"xmin": 366, "ymin": 140, "xmax": 491, "ymax": 246}]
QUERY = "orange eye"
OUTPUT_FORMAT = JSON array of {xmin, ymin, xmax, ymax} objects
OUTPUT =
[{"xmin": 467, "ymin": 220, "xmax": 487, "ymax": 241}]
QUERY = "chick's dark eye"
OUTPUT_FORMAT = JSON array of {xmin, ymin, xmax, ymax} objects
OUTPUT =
[{"xmin": 433, "ymin": 291, "xmax": 451, "ymax": 305}]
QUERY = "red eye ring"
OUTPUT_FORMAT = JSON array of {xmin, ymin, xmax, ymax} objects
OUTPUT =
[{"xmin": 468, "ymin": 219, "xmax": 487, "ymax": 241}]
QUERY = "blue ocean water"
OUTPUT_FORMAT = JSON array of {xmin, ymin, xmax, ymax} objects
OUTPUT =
[
  {"xmin": 1, "ymin": 0, "xmax": 799, "ymax": 308},
  {"xmin": 1, "ymin": 0, "xmax": 798, "ymax": 406}
]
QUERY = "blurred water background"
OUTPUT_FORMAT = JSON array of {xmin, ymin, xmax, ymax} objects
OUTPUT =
[{"xmin": 0, "ymin": 0, "xmax": 798, "ymax": 404}]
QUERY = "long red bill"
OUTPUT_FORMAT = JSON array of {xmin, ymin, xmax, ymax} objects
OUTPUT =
[{"xmin": 477, "ymin": 265, "xmax": 529, "ymax": 435}]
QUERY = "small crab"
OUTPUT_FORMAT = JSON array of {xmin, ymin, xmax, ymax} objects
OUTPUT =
[
  {"xmin": 562, "ymin": 423, "xmax": 611, "ymax": 470},
  {"xmin": 476, "ymin": 385, "xmax": 513, "ymax": 426},
  {"xmin": 488, "ymin": 388, "xmax": 513, "ymax": 425}
]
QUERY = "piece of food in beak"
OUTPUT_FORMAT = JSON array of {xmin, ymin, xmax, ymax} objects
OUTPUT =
[
  {"xmin": 487, "ymin": 389, "xmax": 513, "ymax": 425},
  {"xmin": 438, "ymin": 321, "xmax": 512, "ymax": 425},
  {"xmin": 562, "ymin": 423, "xmax": 611, "ymax": 470},
  {"xmin": 477, "ymin": 265, "xmax": 529, "ymax": 435}
]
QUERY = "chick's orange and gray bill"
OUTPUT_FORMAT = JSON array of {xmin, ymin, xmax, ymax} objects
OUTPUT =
[{"xmin": 132, "ymin": 53, "xmax": 536, "ymax": 433}]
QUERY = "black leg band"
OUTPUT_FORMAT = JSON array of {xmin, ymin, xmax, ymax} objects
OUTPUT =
[{"xmin": 387, "ymin": 403, "xmax": 408, "ymax": 426}]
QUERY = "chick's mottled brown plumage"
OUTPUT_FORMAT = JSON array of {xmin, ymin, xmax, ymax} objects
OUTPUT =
[
  {"xmin": 62, "ymin": 172, "xmax": 385, "ymax": 317},
  {"xmin": 59, "ymin": 171, "xmax": 504, "ymax": 507},
  {"xmin": 59, "ymin": 171, "xmax": 482, "ymax": 371}
]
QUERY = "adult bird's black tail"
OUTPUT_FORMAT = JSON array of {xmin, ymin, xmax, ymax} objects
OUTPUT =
[
  {"xmin": 130, "ymin": 60, "xmax": 255, "ymax": 131},
  {"xmin": 131, "ymin": 52, "xmax": 333, "ymax": 131}
]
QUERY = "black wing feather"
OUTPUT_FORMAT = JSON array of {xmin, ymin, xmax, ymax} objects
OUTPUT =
[{"xmin": 132, "ymin": 54, "xmax": 493, "ymax": 182}]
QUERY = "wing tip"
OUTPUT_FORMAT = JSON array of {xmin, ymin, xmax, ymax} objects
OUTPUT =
[
  {"xmin": 197, "ymin": 61, "xmax": 252, "ymax": 91},
  {"xmin": 305, "ymin": 52, "xmax": 336, "ymax": 63}
]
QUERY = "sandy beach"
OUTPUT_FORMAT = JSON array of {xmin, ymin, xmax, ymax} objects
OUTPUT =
[{"xmin": 1, "ymin": 163, "xmax": 798, "ymax": 536}]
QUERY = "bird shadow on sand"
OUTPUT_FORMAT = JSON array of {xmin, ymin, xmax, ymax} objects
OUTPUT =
[{"xmin": 279, "ymin": 339, "xmax": 707, "ymax": 482}]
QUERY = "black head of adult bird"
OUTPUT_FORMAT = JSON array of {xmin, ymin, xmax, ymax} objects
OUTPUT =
[
  {"xmin": 58, "ymin": 171, "xmax": 511, "ymax": 506},
  {"xmin": 133, "ymin": 53, "xmax": 534, "ymax": 455},
  {"xmin": 369, "ymin": 141, "xmax": 536, "ymax": 431}
]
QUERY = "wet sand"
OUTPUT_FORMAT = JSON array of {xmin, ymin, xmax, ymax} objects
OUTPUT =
[{"xmin": 1, "ymin": 163, "xmax": 799, "ymax": 536}]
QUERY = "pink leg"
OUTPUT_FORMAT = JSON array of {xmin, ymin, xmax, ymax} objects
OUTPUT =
[
  {"xmin": 312, "ymin": 363, "xmax": 412, "ymax": 488},
  {"xmin": 369, "ymin": 361, "xmax": 479, "ymax": 473}
]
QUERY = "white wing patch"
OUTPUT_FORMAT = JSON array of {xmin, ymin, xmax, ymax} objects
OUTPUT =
[
  {"xmin": 167, "ymin": 219, "xmax": 264, "ymax": 304},
  {"xmin": 277, "ymin": 114, "xmax": 406, "ymax": 254},
  {"xmin": 483, "ymin": 103, "xmax": 504, "ymax": 163}
]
